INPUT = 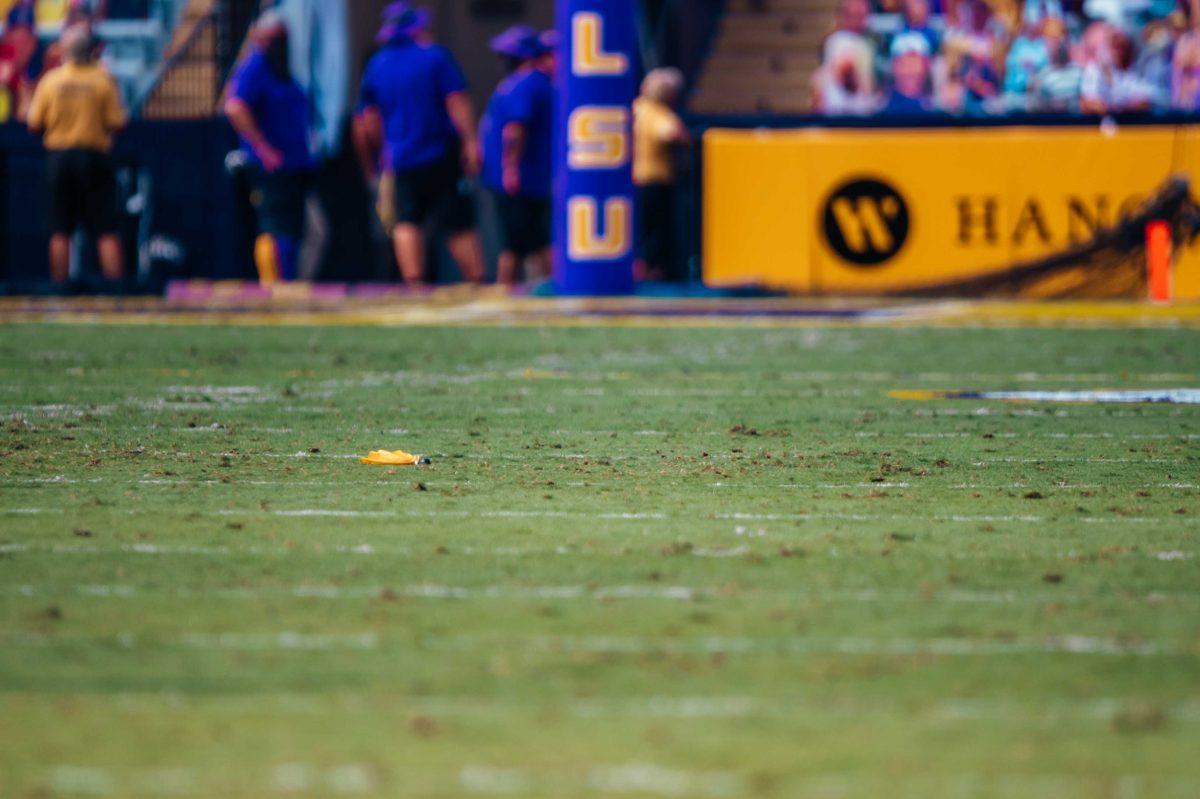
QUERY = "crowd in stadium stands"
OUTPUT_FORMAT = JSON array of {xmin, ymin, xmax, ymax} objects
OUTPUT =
[
  {"xmin": 815, "ymin": 0, "xmax": 1200, "ymax": 115},
  {"xmin": 0, "ymin": 0, "xmax": 106, "ymax": 122}
]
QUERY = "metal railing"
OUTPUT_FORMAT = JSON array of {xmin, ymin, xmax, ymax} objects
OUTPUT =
[{"xmin": 134, "ymin": 0, "xmax": 259, "ymax": 119}]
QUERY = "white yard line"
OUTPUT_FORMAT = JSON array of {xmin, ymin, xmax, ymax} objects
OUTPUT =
[
  {"xmin": 5, "ymin": 504, "xmax": 1198, "ymax": 527},
  {"xmin": 456, "ymin": 634, "xmax": 1178, "ymax": 657},
  {"xmin": 6, "ymin": 583, "xmax": 1199, "ymax": 604},
  {"xmin": 5, "ymin": 631, "xmax": 1181, "ymax": 657}
]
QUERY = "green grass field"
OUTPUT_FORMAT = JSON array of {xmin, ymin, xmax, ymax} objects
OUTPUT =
[{"xmin": 1, "ymin": 322, "xmax": 1198, "ymax": 798}]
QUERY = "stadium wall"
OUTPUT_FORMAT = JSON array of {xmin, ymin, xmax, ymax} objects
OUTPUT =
[{"xmin": 701, "ymin": 122, "xmax": 1200, "ymax": 299}]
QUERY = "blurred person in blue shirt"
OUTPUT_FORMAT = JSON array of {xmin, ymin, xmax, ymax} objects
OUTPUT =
[
  {"xmin": 480, "ymin": 26, "xmax": 556, "ymax": 285},
  {"xmin": 224, "ymin": 11, "xmax": 317, "ymax": 284},
  {"xmin": 880, "ymin": 32, "xmax": 935, "ymax": 114},
  {"xmin": 1003, "ymin": 16, "xmax": 1051, "ymax": 110},
  {"xmin": 899, "ymin": 0, "xmax": 940, "ymax": 56},
  {"xmin": 356, "ymin": 2, "xmax": 484, "ymax": 287}
]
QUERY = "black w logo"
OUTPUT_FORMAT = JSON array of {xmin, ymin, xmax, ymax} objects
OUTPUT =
[{"xmin": 822, "ymin": 178, "xmax": 910, "ymax": 267}]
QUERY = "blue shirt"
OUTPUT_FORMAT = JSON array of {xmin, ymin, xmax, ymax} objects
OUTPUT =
[
  {"xmin": 359, "ymin": 40, "xmax": 468, "ymax": 171},
  {"xmin": 229, "ymin": 51, "xmax": 316, "ymax": 172},
  {"xmin": 879, "ymin": 92, "xmax": 930, "ymax": 116},
  {"xmin": 6, "ymin": 2, "xmax": 33, "ymax": 29},
  {"xmin": 480, "ymin": 67, "xmax": 554, "ymax": 199}
]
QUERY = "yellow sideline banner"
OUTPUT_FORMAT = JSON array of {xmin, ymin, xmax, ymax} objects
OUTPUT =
[{"xmin": 703, "ymin": 126, "xmax": 1200, "ymax": 299}]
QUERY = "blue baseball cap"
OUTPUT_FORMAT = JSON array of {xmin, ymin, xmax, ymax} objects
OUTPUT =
[
  {"xmin": 377, "ymin": 2, "xmax": 431, "ymax": 43},
  {"xmin": 490, "ymin": 24, "xmax": 539, "ymax": 60}
]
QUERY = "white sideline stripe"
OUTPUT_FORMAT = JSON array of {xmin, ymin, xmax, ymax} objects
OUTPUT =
[{"xmin": 8, "ymin": 583, "xmax": 1200, "ymax": 605}]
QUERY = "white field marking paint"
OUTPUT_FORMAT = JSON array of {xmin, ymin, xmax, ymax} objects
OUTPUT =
[
  {"xmin": 959, "ymin": 389, "xmax": 1200, "ymax": 404},
  {"xmin": 9, "ymin": 583, "xmax": 1200, "ymax": 606},
  {"xmin": 974, "ymin": 457, "xmax": 1178, "ymax": 464},
  {"xmin": 0, "ymin": 477, "xmax": 466, "ymax": 489},
  {"xmin": 47, "ymin": 766, "xmax": 115, "ymax": 795},
  {"xmin": 933, "ymin": 698, "xmax": 1200, "ymax": 723},
  {"xmin": 857, "ymin": 430, "xmax": 1200, "ymax": 441},
  {"xmin": 587, "ymin": 764, "xmax": 741, "ymax": 798},
  {"xmin": 471, "ymin": 634, "xmax": 1175, "ymax": 657},
  {"xmin": 459, "ymin": 766, "xmax": 533, "ymax": 795},
  {"xmin": 175, "ymin": 426, "xmax": 294, "ymax": 434},
  {"xmin": 44, "ymin": 764, "xmax": 375, "ymax": 797},
  {"xmin": 573, "ymin": 696, "xmax": 757, "ymax": 719},
  {"xmin": 10, "ymin": 540, "xmax": 1192, "ymax": 565},
  {"xmin": 1080, "ymin": 518, "xmax": 1200, "ymax": 526},
  {"xmin": 715, "ymin": 512, "xmax": 1045, "ymax": 523},
  {"xmin": 907, "ymin": 407, "xmax": 1187, "ymax": 418},
  {"xmin": 12, "ymin": 506, "xmax": 1197, "ymax": 527},
  {"xmin": 711, "ymin": 482, "xmax": 914, "ymax": 489},
  {"xmin": 1156, "ymin": 551, "xmax": 1192, "ymax": 561},
  {"xmin": 3, "ymin": 403, "xmax": 116, "ymax": 419},
  {"xmin": 173, "ymin": 632, "xmax": 379, "ymax": 651},
  {"xmin": 58, "ymin": 692, "xmax": 1200, "ymax": 724},
  {"xmin": 693, "ymin": 546, "xmax": 752, "ymax": 558}
]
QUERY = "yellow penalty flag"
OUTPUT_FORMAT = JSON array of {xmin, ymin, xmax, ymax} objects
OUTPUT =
[{"xmin": 360, "ymin": 449, "xmax": 429, "ymax": 466}]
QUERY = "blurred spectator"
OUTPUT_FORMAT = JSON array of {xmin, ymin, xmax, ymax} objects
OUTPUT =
[
  {"xmin": 27, "ymin": 23, "xmax": 127, "ymax": 283},
  {"xmin": 901, "ymin": 0, "xmax": 942, "ymax": 54},
  {"xmin": 814, "ymin": 0, "xmax": 881, "ymax": 114},
  {"xmin": 1174, "ymin": 21, "xmax": 1200, "ymax": 110},
  {"xmin": 224, "ymin": 12, "xmax": 317, "ymax": 284},
  {"xmin": 1135, "ymin": 20, "xmax": 1175, "ymax": 107},
  {"xmin": 356, "ymin": 2, "xmax": 485, "ymax": 287},
  {"xmin": 0, "ymin": 1, "xmax": 35, "ymax": 121},
  {"xmin": 882, "ymin": 32, "xmax": 935, "ymax": 112},
  {"xmin": 481, "ymin": 26, "xmax": 556, "ymax": 286},
  {"xmin": 1080, "ymin": 26, "xmax": 1155, "ymax": 113},
  {"xmin": 633, "ymin": 67, "xmax": 690, "ymax": 282},
  {"xmin": 1003, "ymin": 15, "xmax": 1050, "ymax": 110},
  {"xmin": 1032, "ymin": 17, "xmax": 1083, "ymax": 110},
  {"xmin": 946, "ymin": 0, "xmax": 1003, "ymax": 113}
]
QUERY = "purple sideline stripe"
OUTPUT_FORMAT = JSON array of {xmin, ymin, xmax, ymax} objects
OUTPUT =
[{"xmin": 159, "ymin": 281, "xmax": 898, "ymax": 320}]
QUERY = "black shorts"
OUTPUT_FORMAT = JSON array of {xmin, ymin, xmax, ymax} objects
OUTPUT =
[
  {"xmin": 637, "ymin": 182, "xmax": 677, "ymax": 277},
  {"xmin": 394, "ymin": 151, "xmax": 475, "ymax": 233},
  {"xmin": 46, "ymin": 149, "xmax": 120, "ymax": 237},
  {"xmin": 493, "ymin": 192, "xmax": 551, "ymax": 258},
  {"xmin": 251, "ymin": 169, "xmax": 313, "ymax": 241}
]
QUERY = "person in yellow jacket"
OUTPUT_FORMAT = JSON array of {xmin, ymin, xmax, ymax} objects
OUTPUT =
[
  {"xmin": 633, "ymin": 67, "xmax": 690, "ymax": 282},
  {"xmin": 27, "ymin": 23, "xmax": 126, "ymax": 283}
]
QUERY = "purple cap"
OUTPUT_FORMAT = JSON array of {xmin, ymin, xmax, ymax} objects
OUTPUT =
[
  {"xmin": 377, "ymin": 2, "xmax": 431, "ymax": 43},
  {"xmin": 489, "ymin": 24, "xmax": 539, "ymax": 59},
  {"xmin": 538, "ymin": 30, "xmax": 559, "ymax": 52}
]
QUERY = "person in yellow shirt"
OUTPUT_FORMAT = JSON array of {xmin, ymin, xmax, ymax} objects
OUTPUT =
[
  {"xmin": 633, "ymin": 67, "xmax": 690, "ymax": 282},
  {"xmin": 27, "ymin": 23, "xmax": 126, "ymax": 284}
]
